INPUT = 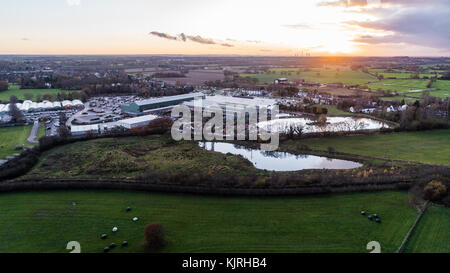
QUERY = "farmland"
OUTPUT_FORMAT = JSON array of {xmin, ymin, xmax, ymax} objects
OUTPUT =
[
  {"xmin": 0, "ymin": 84, "xmax": 80, "ymax": 102},
  {"xmin": 380, "ymin": 96, "xmax": 419, "ymax": 103},
  {"xmin": 154, "ymin": 70, "xmax": 225, "ymax": 86},
  {"xmin": 0, "ymin": 190, "xmax": 418, "ymax": 253},
  {"xmin": 369, "ymin": 69, "xmax": 442, "ymax": 80},
  {"xmin": 241, "ymin": 67, "xmax": 375, "ymax": 85},
  {"xmin": 284, "ymin": 130, "xmax": 450, "ymax": 165},
  {"xmin": 0, "ymin": 125, "xmax": 33, "ymax": 159},
  {"xmin": 403, "ymin": 205, "xmax": 450, "ymax": 253},
  {"xmin": 367, "ymin": 79, "xmax": 431, "ymax": 93},
  {"xmin": 431, "ymin": 80, "xmax": 450, "ymax": 98}
]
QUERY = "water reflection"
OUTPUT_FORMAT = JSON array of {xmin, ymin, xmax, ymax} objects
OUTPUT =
[
  {"xmin": 258, "ymin": 116, "xmax": 389, "ymax": 134},
  {"xmin": 199, "ymin": 142, "xmax": 363, "ymax": 172}
]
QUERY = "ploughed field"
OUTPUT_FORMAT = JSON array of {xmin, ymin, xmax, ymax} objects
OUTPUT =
[{"xmin": 0, "ymin": 190, "xmax": 418, "ymax": 253}]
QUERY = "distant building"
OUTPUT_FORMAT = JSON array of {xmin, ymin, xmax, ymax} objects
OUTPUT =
[
  {"xmin": 121, "ymin": 93, "xmax": 205, "ymax": 115},
  {"xmin": 71, "ymin": 124, "xmax": 100, "ymax": 136},
  {"xmin": 117, "ymin": 114, "xmax": 159, "ymax": 129},
  {"xmin": 361, "ymin": 108, "xmax": 376, "ymax": 114},
  {"xmin": 274, "ymin": 78, "xmax": 288, "ymax": 84}
]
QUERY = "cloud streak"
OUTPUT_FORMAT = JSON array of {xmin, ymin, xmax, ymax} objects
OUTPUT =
[
  {"xmin": 149, "ymin": 31, "xmax": 235, "ymax": 47},
  {"xmin": 149, "ymin": 31, "xmax": 178, "ymax": 41}
]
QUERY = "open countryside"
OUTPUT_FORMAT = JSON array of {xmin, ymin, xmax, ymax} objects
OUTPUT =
[
  {"xmin": 0, "ymin": 0, "xmax": 449, "ymax": 259},
  {"xmin": 0, "ymin": 84, "xmax": 80, "ymax": 102},
  {"xmin": 0, "ymin": 190, "xmax": 418, "ymax": 253}
]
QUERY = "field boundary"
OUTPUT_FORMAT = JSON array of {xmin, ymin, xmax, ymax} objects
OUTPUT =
[
  {"xmin": 396, "ymin": 201, "xmax": 430, "ymax": 253},
  {"xmin": 0, "ymin": 179, "xmax": 413, "ymax": 196}
]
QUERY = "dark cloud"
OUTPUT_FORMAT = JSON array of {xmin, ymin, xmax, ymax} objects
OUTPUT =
[
  {"xmin": 186, "ymin": 35, "xmax": 216, "ymax": 45},
  {"xmin": 149, "ymin": 31, "xmax": 177, "ymax": 41},
  {"xmin": 349, "ymin": 3, "xmax": 450, "ymax": 50},
  {"xmin": 178, "ymin": 33, "xmax": 187, "ymax": 42},
  {"xmin": 149, "ymin": 31, "xmax": 235, "ymax": 47}
]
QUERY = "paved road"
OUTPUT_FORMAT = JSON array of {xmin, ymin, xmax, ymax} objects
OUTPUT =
[{"xmin": 27, "ymin": 120, "xmax": 39, "ymax": 144}]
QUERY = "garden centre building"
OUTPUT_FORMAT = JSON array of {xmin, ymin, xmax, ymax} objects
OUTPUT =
[{"xmin": 120, "ymin": 92, "xmax": 205, "ymax": 115}]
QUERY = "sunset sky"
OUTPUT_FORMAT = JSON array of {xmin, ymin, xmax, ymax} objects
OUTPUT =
[{"xmin": 1, "ymin": 0, "xmax": 449, "ymax": 56}]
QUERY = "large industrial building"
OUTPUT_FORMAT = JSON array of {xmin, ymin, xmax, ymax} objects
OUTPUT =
[
  {"xmin": 70, "ymin": 124, "xmax": 100, "ymax": 136},
  {"xmin": 183, "ymin": 95, "xmax": 277, "ymax": 115},
  {"xmin": 120, "ymin": 93, "xmax": 205, "ymax": 115},
  {"xmin": 116, "ymin": 114, "xmax": 159, "ymax": 129}
]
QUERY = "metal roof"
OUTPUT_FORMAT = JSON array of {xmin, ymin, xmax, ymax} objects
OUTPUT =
[
  {"xmin": 135, "ymin": 92, "xmax": 204, "ymax": 106},
  {"xmin": 118, "ymin": 114, "xmax": 159, "ymax": 125}
]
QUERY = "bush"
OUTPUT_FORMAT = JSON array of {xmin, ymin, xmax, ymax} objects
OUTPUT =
[
  {"xmin": 144, "ymin": 223, "xmax": 166, "ymax": 249},
  {"xmin": 147, "ymin": 117, "xmax": 174, "ymax": 132},
  {"xmin": 424, "ymin": 181, "xmax": 448, "ymax": 201}
]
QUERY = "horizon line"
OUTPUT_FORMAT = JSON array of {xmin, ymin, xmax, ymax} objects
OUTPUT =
[{"xmin": 1, "ymin": 53, "xmax": 450, "ymax": 58}]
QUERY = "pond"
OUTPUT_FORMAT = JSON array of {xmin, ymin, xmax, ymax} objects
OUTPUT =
[
  {"xmin": 199, "ymin": 142, "xmax": 363, "ymax": 172},
  {"xmin": 258, "ymin": 116, "xmax": 390, "ymax": 134}
]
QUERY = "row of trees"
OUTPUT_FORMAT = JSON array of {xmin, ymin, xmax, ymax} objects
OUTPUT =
[{"xmin": 19, "ymin": 91, "xmax": 83, "ymax": 102}]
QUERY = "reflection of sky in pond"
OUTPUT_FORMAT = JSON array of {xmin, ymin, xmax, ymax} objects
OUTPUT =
[
  {"xmin": 258, "ymin": 117, "xmax": 390, "ymax": 133},
  {"xmin": 199, "ymin": 142, "xmax": 363, "ymax": 172}
]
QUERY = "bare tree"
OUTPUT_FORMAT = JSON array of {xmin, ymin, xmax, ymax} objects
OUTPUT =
[
  {"xmin": 58, "ymin": 112, "xmax": 70, "ymax": 138},
  {"xmin": 9, "ymin": 95, "xmax": 24, "ymax": 123},
  {"xmin": 284, "ymin": 123, "xmax": 304, "ymax": 139}
]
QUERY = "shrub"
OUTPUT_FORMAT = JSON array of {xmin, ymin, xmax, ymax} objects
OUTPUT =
[
  {"xmin": 147, "ymin": 117, "xmax": 174, "ymax": 132},
  {"xmin": 144, "ymin": 223, "xmax": 166, "ymax": 249},
  {"xmin": 423, "ymin": 181, "xmax": 448, "ymax": 201},
  {"xmin": 327, "ymin": 146, "xmax": 335, "ymax": 154}
]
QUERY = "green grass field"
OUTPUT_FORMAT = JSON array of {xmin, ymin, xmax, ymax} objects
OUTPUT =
[
  {"xmin": 380, "ymin": 96, "xmax": 419, "ymax": 103},
  {"xmin": 312, "ymin": 104, "xmax": 355, "ymax": 116},
  {"xmin": 406, "ymin": 90, "xmax": 450, "ymax": 99},
  {"xmin": 367, "ymin": 79, "xmax": 431, "ymax": 93},
  {"xmin": 0, "ymin": 190, "xmax": 418, "ymax": 253},
  {"xmin": 241, "ymin": 68, "xmax": 374, "ymax": 85},
  {"xmin": 403, "ymin": 205, "xmax": 450, "ymax": 253},
  {"xmin": 431, "ymin": 80, "xmax": 450, "ymax": 98},
  {"xmin": 284, "ymin": 130, "xmax": 450, "ymax": 165},
  {"xmin": 311, "ymin": 104, "xmax": 373, "ymax": 118},
  {"xmin": 0, "ymin": 85, "xmax": 80, "ymax": 102},
  {"xmin": 37, "ymin": 123, "xmax": 46, "ymax": 140},
  {"xmin": 0, "ymin": 126, "xmax": 32, "ymax": 159},
  {"xmin": 370, "ymin": 71, "xmax": 441, "ymax": 80}
]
